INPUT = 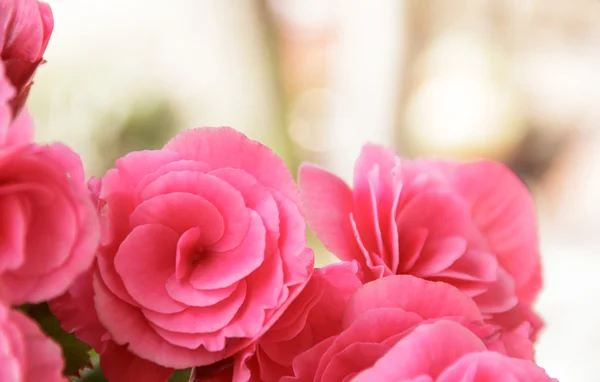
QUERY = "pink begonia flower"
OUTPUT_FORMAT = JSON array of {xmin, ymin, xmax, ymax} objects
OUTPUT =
[
  {"xmin": 0, "ymin": 0, "xmax": 53, "ymax": 116},
  {"xmin": 196, "ymin": 261, "xmax": 363, "ymax": 381},
  {"xmin": 299, "ymin": 144, "xmax": 543, "ymax": 339},
  {"xmin": 0, "ymin": 302, "xmax": 66, "ymax": 382},
  {"xmin": 0, "ymin": 121, "xmax": 100, "ymax": 304},
  {"xmin": 282, "ymin": 275, "xmax": 553, "ymax": 382},
  {"xmin": 86, "ymin": 127, "xmax": 313, "ymax": 369},
  {"xmin": 0, "ymin": 61, "xmax": 32, "ymax": 146},
  {"xmin": 51, "ymin": 267, "xmax": 175, "ymax": 382}
]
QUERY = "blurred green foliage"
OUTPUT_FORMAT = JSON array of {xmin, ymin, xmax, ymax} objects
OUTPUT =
[{"xmin": 95, "ymin": 98, "xmax": 180, "ymax": 175}]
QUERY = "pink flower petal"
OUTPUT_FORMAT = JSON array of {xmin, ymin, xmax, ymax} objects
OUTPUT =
[
  {"xmin": 98, "ymin": 170, "xmax": 136, "ymax": 242},
  {"xmin": 343, "ymin": 275, "xmax": 483, "ymax": 329},
  {"xmin": 175, "ymin": 227, "xmax": 201, "ymax": 280},
  {"xmin": 1, "ymin": 143, "xmax": 93, "ymax": 278},
  {"xmin": 259, "ymin": 328, "xmax": 315, "ymax": 373},
  {"xmin": 285, "ymin": 337, "xmax": 336, "ymax": 382},
  {"xmin": 165, "ymin": 276, "xmax": 238, "ymax": 307},
  {"xmin": 352, "ymin": 144, "xmax": 400, "ymax": 258},
  {"xmin": 321, "ymin": 342, "xmax": 389, "ymax": 382},
  {"xmin": 366, "ymin": 168, "xmax": 386, "ymax": 260},
  {"xmin": 165, "ymin": 127, "xmax": 301, "ymax": 207},
  {"xmin": 261, "ymin": 285, "xmax": 320, "ymax": 343},
  {"xmin": 0, "ymin": 195, "xmax": 26, "ymax": 271},
  {"xmin": 386, "ymin": 179, "xmax": 402, "ymax": 273},
  {"xmin": 0, "ymin": 143, "xmax": 99, "ymax": 304},
  {"xmin": 211, "ymin": 168, "xmax": 281, "ymax": 255},
  {"xmin": 427, "ymin": 278, "xmax": 488, "ymax": 299},
  {"xmin": 130, "ymin": 192, "xmax": 224, "ymax": 245},
  {"xmin": 189, "ymin": 211, "xmax": 266, "ymax": 289},
  {"xmin": 143, "ymin": 281, "xmax": 246, "ymax": 334},
  {"xmin": 349, "ymin": 212, "xmax": 390, "ymax": 279},
  {"xmin": 1, "ymin": 304, "xmax": 66, "ymax": 382},
  {"xmin": 150, "ymin": 324, "xmax": 227, "ymax": 352},
  {"xmin": 352, "ymin": 321, "xmax": 486, "ymax": 382},
  {"xmin": 96, "ymin": 249, "xmax": 138, "ymax": 307},
  {"xmin": 256, "ymin": 346, "xmax": 292, "ymax": 382},
  {"xmin": 1, "ymin": 106, "xmax": 33, "ymax": 147},
  {"xmin": 298, "ymin": 163, "xmax": 361, "ymax": 262},
  {"xmin": 0, "ymin": 0, "xmax": 53, "ymax": 60},
  {"xmin": 410, "ymin": 237, "xmax": 468, "ymax": 278},
  {"xmin": 0, "ymin": 0, "xmax": 54, "ymax": 116},
  {"xmin": 486, "ymin": 321, "xmax": 535, "ymax": 361},
  {"xmin": 491, "ymin": 303, "xmax": 544, "ymax": 342},
  {"xmin": 313, "ymin": 308, "xmax": 423, "ymax": 381},
  {"xmin": 138, "ymin": 171, "xmax": 250, "ymax": 252},
  {"xmin": 210, "ymin": 169, "xmax": 278, "ymax": 228},
  {"xmin": 436, "ymin": 351, "xmax": 554, "ymax": 381},
  {"xmin": 2, "ymin": 190, "xmax": 98, "ymax": 303},
  {"xmin": 12, "ymin": 190, "xmax": 76, "ymax": 275},
  {"xmin": 221, "ymin": 252, "xmax": 284, "ymax": 339},
  {"xmin": 395, "ymin": 190, "xmax": 471, "ymax": 276},
  {"xmin": 113, "ymin": 150, "xmax": 181, "ymax": 188},
  {"xmin": 448, "ymin": 161, "xmax": 541, "ymax": 302},
  {"xmin": 272, "ymin": 191, "xmax": 311, "ymax": 285},
  {"xmin": 435, "ymin": 249, "xmax": 498, "ymax": 284},
  {"xmin": 114, "ymin": 224, "xmax": 185, "ymax": 314},
  {"xmin": 134, "ymin": 159, "xmax": 211, "ymax": 197},
  {"xmin": 94, "ymin": 273, "xmax": 227, "ymax": 368},
  {"xmin": 40, "ymin": 142, "xmax": 88, "ymax": 188},
  {"xmin": 472, "ymin": 267, "xmax": 518, "ymax": 314}
]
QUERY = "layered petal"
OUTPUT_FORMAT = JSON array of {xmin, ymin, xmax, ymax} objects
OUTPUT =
[
  {"xmin": 0, "ymin": 143, "xmax": 100, "ymax": 304},
  {"xmin": 244, "ymin": 261, "xmax": 362, "ymax": 381},
  {"xmin": 437, "ymin": 351, "xmax": 554, "ymax": 381},
  {"xmin": 445, "ymin": 160, "xmax": 541, "ymax": 303},
  {"xmin": 165, "ymin": 127, "xmax": 301, "ymax": 207},
  {"xmin": 352, "ymin": 321, "xmax": 486, "ymax": 382},
  {"xmin": 282, "ymin": 277, "xmax": 551, "ymax": 382},
  {"xmin": 343, "ymin": 275, "xmax": 482, "ymax": 329},
  {"xmin": 298, "ymin": 164, "xmax": 360, "ymax": 262}
]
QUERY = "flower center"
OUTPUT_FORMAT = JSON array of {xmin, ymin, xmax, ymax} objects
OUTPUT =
[{"xmin": 175, "ymin": 227, "xmax": 203, "ymax": 280}]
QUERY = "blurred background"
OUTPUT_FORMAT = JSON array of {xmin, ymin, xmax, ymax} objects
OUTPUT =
[{"xmin": 29, "ymin": 0, "xmax": 600, "ymax": 380}]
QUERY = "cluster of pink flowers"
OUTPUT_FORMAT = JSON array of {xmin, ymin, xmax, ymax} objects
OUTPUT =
[
  {"xmin": 1, "ymin": 0, "xmax": 556, "ymax": 381},
  {"xmin": 1, "ymin": 1, "xmax": 98, "ymax": 381}
]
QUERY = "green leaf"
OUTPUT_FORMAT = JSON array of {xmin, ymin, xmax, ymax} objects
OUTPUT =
[
  {"xmin": 168, "ymin": 368, "xmax": 193, "ymax": 382},
  {"xmin": 23, "ymin": 303, "xmax": 93, "ymax": 377}
]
